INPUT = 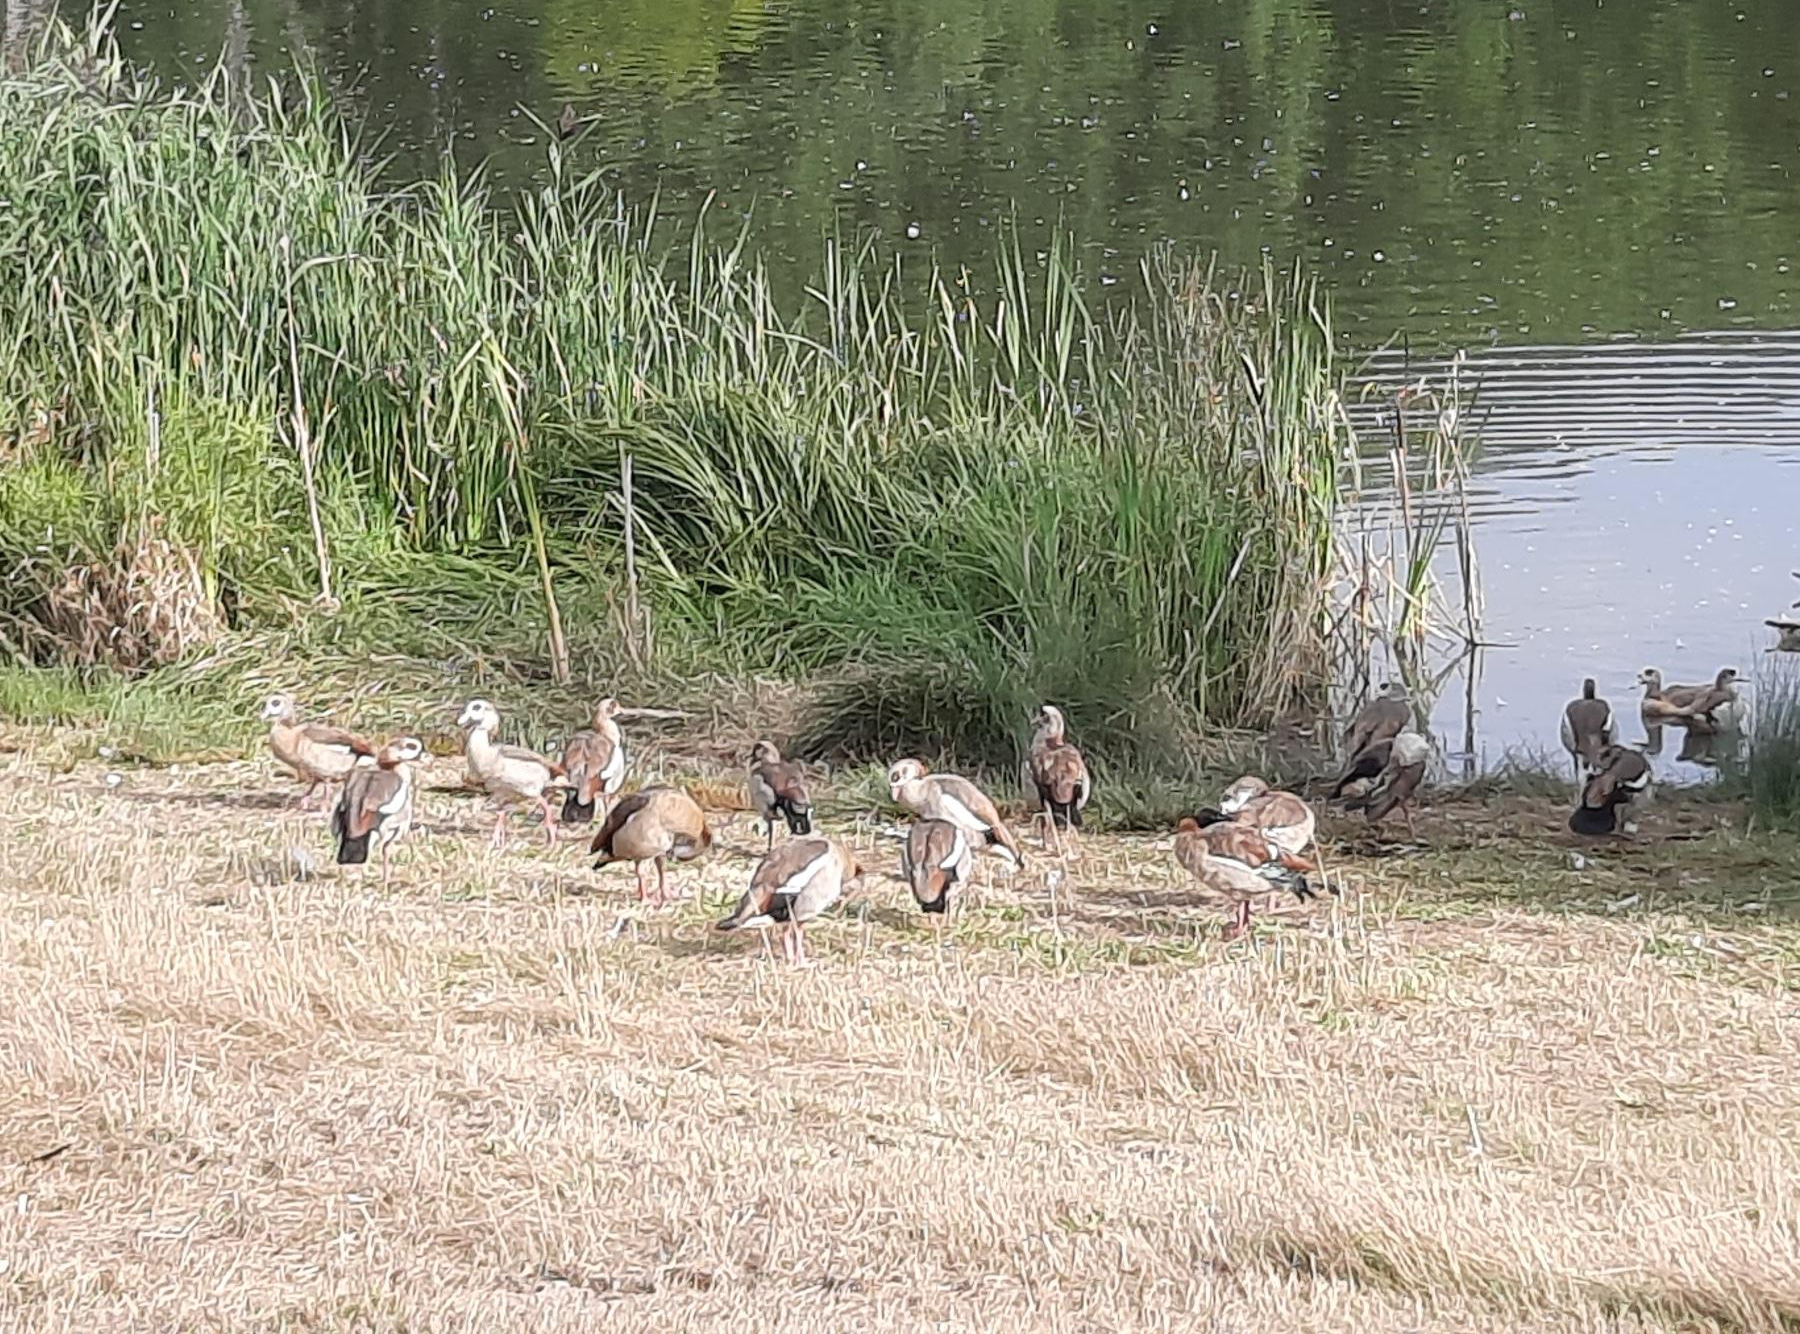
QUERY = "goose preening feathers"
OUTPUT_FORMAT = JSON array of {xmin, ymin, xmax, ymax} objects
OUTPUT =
[
  {"xmin": 1560, "ymin": 678, "xmax": 1617, "ymax": 782},
  {"xmin": 590, "ymin": 786, "xmax": 712, "ymax": 905},
  {"xmin": 332, "ymin": 736, "xmax": 424, "ymax": 882},
  {"xmin": 1174, "ymin": 812, "xmax": 1318, "ymax": 939},
  {"xmin": 261, "ymin": 692, "xmax": 377, "ymax": 810},
  {"xmin": 887, "ymin": 759, "xmax": 1023, "ymax": 867},
  {"xmin": 901, "ymin": 818, "xmax": 973, "ymax": 919},
  {"xmin": 1331, "ymin": 682, "xmax": 1409, "ymax": 798},
  {"xmin": 748, "ymin": 740, "xmax": 814, "ymax": 849},
  {"xmin": 1569, "ymin": 745, "xmax": 1652, "ymax": 836},
  {"xmin": 1218, "ymin": 775, "xmax": 1316, "ymax": 858},
  {"xmin": 1026, "ymin": 704, "xmax": 1091, "ymax": 848},
  {"xmin": 457, "ymin": 699, "xmax": 569, "ymax": 848},
  {"xmin": 1343, "ymin": 730, "xmax": 1430, "ymax": 836},
  {"xmin": 716, "ymin": 837, "xmax": 863, "ymax": 965},
  {"xmin": 560, "ymin": 698, "xmax": 626, "ymax": 825}
]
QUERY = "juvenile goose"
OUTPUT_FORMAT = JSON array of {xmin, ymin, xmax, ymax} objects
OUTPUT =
[
  {"xmin": 1174, "ymin": 812, "xmax": 1318, "ymax": 939},
  {"xmin": 332, "ymin": 736, "xmax": 424, "ymax": 883},
  {"xmin": 260, "ymin": 692, "xmax": 376, "ymax": 810},
  {"xmin": 560, "ymin": 698, "xmax": 626, "ymax": 825},
  {"xmin": 457, "ymin": 699, "xmax": 568, "ymax": 848},
  {"xmin": 1343, "ymin": 730, "xmax": 1430, "ymax": 836},
  {"xmin": 1569, "ymin": 744, "xmax": 1652, "ymax": 836},
  {"xmin": 901, "ymin": 818, "xmax": 973, "ymax": 919},
  {"xmin": 716, "ymin": 838, "xmax": 863, "ymax": 965},
  {"xmin": 1331, "ymin": 682, "xmax": 1410, "ymax": 797},
  {"xmin": 590, "ymin": 786, "xmax": 712, "ymax": 905},
  {"xmin": 1218, "ymin": 775, "xmax": 1316, "ymax": 858},
  {"xmin": 1560, "ymin": 678, "xmax": 1617, "ymax": 782},
  {"xmin": 888, "ymin": 759, "xmax": 1023, "ymax": 868},
  {"xmin": 747, "ymin": 740, "xmax": 813, "ymax": 850},
  {"xmin": 1027, "ymin": 704, "xmax": 1091, "ymax": 845}
]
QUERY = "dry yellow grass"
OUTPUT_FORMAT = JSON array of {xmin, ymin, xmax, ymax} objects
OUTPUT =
[{"xmin": 2, "ymin": 735, "xmax": 1798, "ymax": 1331}]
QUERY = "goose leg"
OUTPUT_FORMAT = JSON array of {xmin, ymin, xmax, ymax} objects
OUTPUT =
[
  {"xmin": 792, "ymin": 921, "xmax": 810, "ymax": 968},
  {"xmin": 633, "ymin": 862, "xmax": 648, "ymax": 901},
  {"xmin": 539, "ymin": 796, "xmax": 559, "ymax": 846},
  {"xmin": 491, "ymin": 807, "xmax": 509, "ymax": 850},
  {"xmin": 1403, "ymin": 802, "xmax": 1418, "ymax": 839},
  {"xmin": 654, "ymin": 856, "xmax": 667, "ymax": 907},
  {"xmin": 766, "ymin": 819, "xmax": 774, "ymax": 853},
  {"xmin": 380, "ymin": 841, "xmax": 391, "ymax": 889}
]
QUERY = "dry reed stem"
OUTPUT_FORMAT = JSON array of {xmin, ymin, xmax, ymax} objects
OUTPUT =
[{"xmin": 1, "ymin": 741, "xmax": 1796, "ymax": 1331}]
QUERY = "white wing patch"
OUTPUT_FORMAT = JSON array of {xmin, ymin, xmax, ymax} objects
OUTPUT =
[
  {"xmin": 935, "ymin": 793, "xmax": 991, "ymax": 834},
  {"xmin": 600, "ymin": 743, "xmax": 626, "ymax": 790},
  {"xmin": 775, "ymin": 849, "xmax": 832, "ymax": 899},
  {"xmin": 940, "ymin": 828, "xmax": 969, "ymax": 870}
]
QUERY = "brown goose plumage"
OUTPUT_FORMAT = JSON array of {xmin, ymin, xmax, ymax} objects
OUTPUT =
[
  {"xmin": 1218, "ymin": 776, "xmax": 1316, "ymax": 858},
  {"xmin": 887, "ymin": 759, "xmax": 1023, "ymax": 867},
  {"xmin": 1560, "ymin": 678, "xmax": 1617, "ymax": 781},
  {"xmin": 1331, "ymin": 683, "xmax": 1409, "ymax": 797},
  {"xmin": 1173, "ymin": 813, "xmax": 1317, "ymax": 938},
  {"xmin": 716, "ymin": 837, "xmax": 862, "ymax": 965},
  {"xmin": 332, "ymin": 736, "xmax": 424, "ymax": 884},
  {"xmin": 590, "ymin": 786, "xmax": 712, "ymax": 905},
  {"xmin": 748, "ymin": 740, "xmax": 813, "ymax": 849},
  {"xmin": 1027, "ymin": 705, "xmax": 1091, "ymax": 840},
  {"xmin": 261, "ymin": 692, "xmax": 377, "ymax": 810},
  {"xmin": 1343, "ymin": 730, "xmax": 1429, "ymax": 835},
  {"xmin": 560, "ymin": 698, "xmax": 626, "ymax": 825},
  {"xmin": 458, "ymin": 699, "xmax": 569, "ymax": 848},
  {"xmin": 1569, "ymin": 745, "xmax": 1652, "ymax": 836},
  {"xmin": 901, "ymin": 819, "xmax": 973, "ymax": 917}
]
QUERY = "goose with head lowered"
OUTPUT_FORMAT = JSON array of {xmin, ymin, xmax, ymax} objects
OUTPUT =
[
  {"xmin": 260, "ymin": 693, "xmax": 377, "ymax": 811},
  {"xmin": 457, "ymin": 699, "xmax": 569, "ymax": 848},
  {"xmin": 1560, "ymin": 678, "xmax": 1617, "ymax": 783},
  {"xmin": 901, "ymin": 818, "xmax": 973, "ymax": 925},
  {"xmin": 1343, "ymin": 730, "xmax": 1430, "ymax": 837},
  {"xmin": 716, "ymin": 838, "xmax": 864, "ymax": 966},
  {"xmin": 332, "ymin": 736, "xmax": 425, "ymax": 884},
  {"xmin": 887, "ymin": 759, "xmax": 1023, "ymax": 868},
  {"xmin": 1026, "ymin": 704, "xmax": 1091, "ymax": 850},
  {"xmin": 559, "ymin": 698, "xmax": 626, "ymax": 826},
  {"xmin": 1569, "ymin": 744, "xmax": 1652, "ymax": 836},
  {"xmin": 590, "ymin": 786, "xmax": 712, "ymax": 905},
  {"xmin": 747, "ymin": 740, "xmax": 814, "ymax": 850},
  {"xmin": 1174, "ymin": 811, "xmax": 1319, "ymax": 940},
  {"xmin": 1330, "ymin": 682, "xmax": 1410, "ymax": 798}
]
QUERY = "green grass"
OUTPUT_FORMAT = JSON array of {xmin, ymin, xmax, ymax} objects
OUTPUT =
[
  {"xmin": 1739, "ymin": 657, "xmax": 1800, "ymax": 830},
  {"xmin": 0, "ymin": 15, "xmax": 1345, "ymax": 772}
]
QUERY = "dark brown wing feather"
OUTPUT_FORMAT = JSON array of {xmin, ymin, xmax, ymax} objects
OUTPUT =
[
  {"xmin": 590, "ymin": 790, "xmax": 653, "ymax": 857},
  {"xmin": 1366, "ymin": 761, "xmax": 1424, "ymax": 822},
  {"xmin": 300, "ymin": 723, "xmax": 376, "ymax": 756},
  {"xmin": 1203, "ymin": 822, "xmax": 1275, "ymax": 868},
  {"xmin": 564, "ymin": 730, "xmax": 617, "ymax": 803},
  {"xmin": 345, "ymin": 767, "xmax": 402, "ymax": 838},
  {"xmin": 1029, "ymin": 743, "xmax": 1087, "ymax": 806}
]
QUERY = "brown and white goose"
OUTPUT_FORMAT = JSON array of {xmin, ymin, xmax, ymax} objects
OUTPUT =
[
  {"xmin": 1343, "ymin": 730, "xmax": 1430, "ymax": 836},
  {"xmin": 260, "ymin": 692, "xmax": 377, "ymax": 810},
  {"xmin": 887, "ymin": 759, "xmax": 1024, "ymax": 867},
  {"xmin": 1560, "ymin": 678, "xmax": 1618, "ymax": 782},
  {"xmin": 716, "ymin": 837, "xmax": 863, "ymax": 965},
  {"xmin": 1768, "ymin": 616, "xmax": 1800, "ymax": 654},
  {"xmin": 1569, "ymin": 744, "xmax": 1652, "ymax": 836},
  {"xmin": 590, "ymin": 786, "xmax": 712, "ymax": 905},
  {"xmin": 1218, "ymin": 775, "xmax": 1315, "ymax": 858},
  {"xmin": 1330, "ymin": 682, "xmax": 1410, "ymax": 798},
  {"xmin": 1679, "ymin": 668, "xmax": 1745, "ymax": 732},
  {"xmin": 560, "ymin": 698, "xmax": 626, "ymax": 826},
  {"xmin": 901, "ymin": 818, "xmax": 973, "ymax": 919},
  {"xmin": 456, "ymin": 699, "xmax": 568, "ymax": 848},
  {"xmin": 332, "ymin": 736, "xmax": 424, "ymax": 883},
  {"xmin": 1637, "ymin": 668, "xmax": 1711, "ymax": 723},
  {"xmin": 748, "ymin": 740, "xmax": 814, "ymax": 849},
  {"xmin": 1027, "ymin": 704, "xmax": 1091, "ymax": 848},
  {"xmin": 1174, "ymin": 812, "xmax": 1318, "ymax": 939}
]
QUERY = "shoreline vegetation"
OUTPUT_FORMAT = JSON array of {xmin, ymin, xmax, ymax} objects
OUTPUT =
[{"xmin": 0, "ymin": 17, "xmax": 1343, "ymax": 773}]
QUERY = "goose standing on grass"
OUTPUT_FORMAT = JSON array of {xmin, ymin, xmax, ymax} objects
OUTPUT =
[
  {"xmin": 1174, "ymin": 812, "xmax": 1319, "ymax": 940},
  {"xmin": 888, "ymin": 759, "xmax": 1024, "ymax": 868},
  {"xmin": 901, "ymin": 819, "xmax": 973, "ymax": 922},
  {"xmin": 1344, "ymin": 730, "xmax": 1430, "ymax": 836},
  {"xmin": 716, "ymin": 838, "xmax": 863, "ymax": 966},
  {"xmin": 747, "ymin": 740, "xmax": 813, "ymax": 850},
  {"xmin": 1560, "ymin": 679, "xmax": 1617, "ymax": 783},
  {"xmin": 560, "ymin": 698, "xmax": 626, "ymax": 826},
  {"xmin": 1569, "ymin": 745, "xmax": 1652, "ymax": 836},
  {"xmin": 260, "ymin": 693, "xmax": 377, "ymax": 811},
  {"xmin": 1027, "ymin": 704, "xmax": 1091, "ymax": 849},
  {"xmin": 332, "ymin": 736, "xmax": 424, "ymax": 884},
  {"xmin": 457, "ymin": 699, "xmax": 568, "ymax": 848},
  {"xmin": 590, "ymin": 786, "xmax": 712, "ymax": 905},
  {"xmin": 1218, "ymin": 775, "xmax": 1316, "ymax": 858},
  {"xmin": 1330, "ymin": 682, "xmax": 1410, "ymax": 797}
]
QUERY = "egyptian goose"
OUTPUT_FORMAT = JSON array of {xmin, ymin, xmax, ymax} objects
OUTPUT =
[
  {"xmin": 560, "ymin": 698, "xmax": 626, "ymax": 825},
  {"xmin": 1328, "ymin": 735, "xmax": 1392, "ymax": 801},
  {"xmin": 1569, "ymin": 744, "xmax": 1652, "ymax": 836},
  {"xmin": 901, "ymin": 818, "xmax": 973, "ymax": 919},
  {"xmin": 1637, "ymin": 668, "xmax": 1711, "ymax": 722},
  {"xmin": 1218, "ymin": 776, "xmax": 1315, "ymax": 857},
  {"xmin": 1679, "ymin": 668, "xmax": 1745, "ymax": 731},
  {"xmin": 1027, "ymin": 704, "xmax": 1091, "ymax": 848},
  {"xmin": 1173, "ymin": 812, "xmax": 1317, "ymax": 939},
  {"xmin": 1768, "ymin": 616, "xmax": 1800, "ymax": 653},
  {"xmin": 590, "ymin": 785, "xmax": 712, "ymax": 905},
  {"xmin": 1330, "ymin": 682, "xmax": 1409, "ymax": 797},
  {"xmin": 887, "ymin": 759, "xmax": 1023, "ymax": 867},
  {"xmin": 1560, "ymin": 678, "xmax": 1617, "ymax": 782},
  {"xmin": 716, "ymin": 837, "xmax": 863, "ymax": 965},
  {"xmin": 1344, "ymin": 730, "xmax": 1430, "ymax": 835},
  {"xmin": 260, "ymin": 692, "xmax": 377, "ymax": 810},
  {"xmin": 456, "ymin": 699, "xmax": 568, "ymax": 848},
  {"xmin": 747, "ymin": 740, "xmax": 813, "ymax": 849},
  {"xmin": 332, "ymin": 736, "xmax": 424, "ymax": 884}
]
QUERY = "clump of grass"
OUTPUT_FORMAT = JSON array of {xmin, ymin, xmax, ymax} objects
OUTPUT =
[
  {"xmin": 1740, "ymin": 657, "xmax": 1800, "ymax": 828},
  {"xmin": 0, "ymin": 16, "xmax": 1344, "ymax": 770}
]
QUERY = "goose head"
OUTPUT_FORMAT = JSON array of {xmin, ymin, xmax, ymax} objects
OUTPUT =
[
  {"xmin": 750, "ymin": 739, "xmax": 782, "ymax": 766},
  {"xmin": 1637, "ymin": 668, "xmax": 1664, "ymax": 694},
  {"xmin": 259, "ymin": 692, "xmax": 297, "ymax": 724},
  {"xmin": 592, "ymin": 697, "xmax": 621, "ymax": 726},
  {"xmin": 1031, "ymin": 704, "xmax": 1067, "ymax": 746},
  {"xmin": 457, "ymin": 698, "xmax": 500, "ymax": 733},
  {"xmin": 382, "ymin": 736, "xmax": 426, "ymax": 765},
  {"xmin": 1713, "ymin": 667, "xmax": 1740, "ymax": 690},
  {"xmin": 887, "ymin": 758, "xmax": 927, "ymax": 799}
]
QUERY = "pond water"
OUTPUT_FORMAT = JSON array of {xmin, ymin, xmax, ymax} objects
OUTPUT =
[{"xmin": 11, "ymin": 0, "xmax": 1800, "ymax": 777}]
